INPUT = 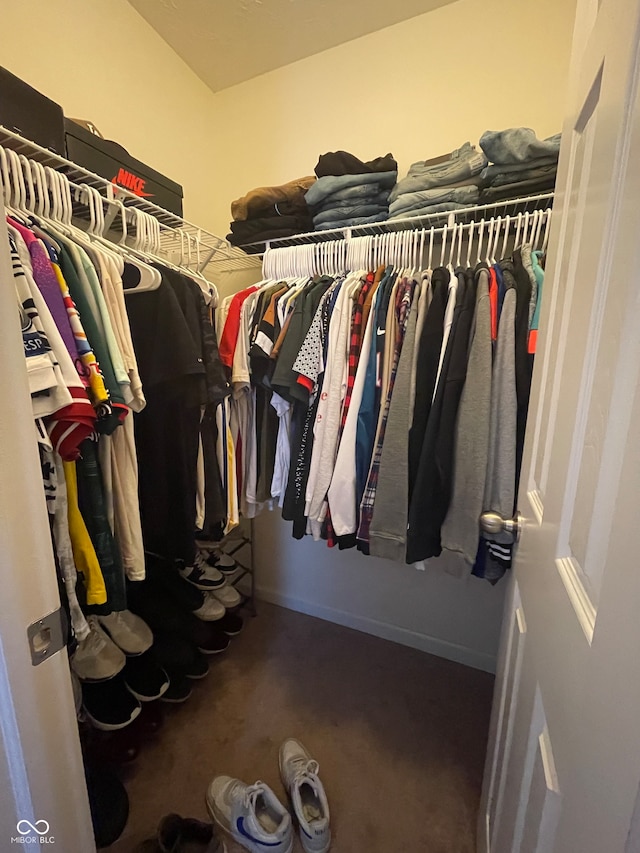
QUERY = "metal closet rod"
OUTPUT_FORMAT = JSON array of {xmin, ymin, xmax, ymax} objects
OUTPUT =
[{"xmin": 262, "ymin": 208, "xmax": 552, "ymax": 279}]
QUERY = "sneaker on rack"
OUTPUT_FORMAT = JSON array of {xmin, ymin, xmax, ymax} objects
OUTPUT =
[
  {"xmin": 206, "ymin": 777, "xmax": 292, "ymax": 853},
  {"xmin": 206, "ymin": 550, "xmax": 238, "ymax": 576},
  {"xmin": 210, "ymin": 582, "xmax": 242, "ymax": 609},
  {"xmin": 82, "ymin": 673, "xmax": 142, "ymax": 731},
  {"xmin": 193, "ymin": 591, "xmax": 226, "ymax": 622},
  {"xmin": 218, "ymin": 611, "xmax": 243, "ymax": 637},
  {"xmin": 98, "ymin": 609, "xmax": 154, "ymax": 656},
  {"xmin": 122, "ymin": 650, "xmax": 170, "ymax": 702},
  {"xmin": 179, "ymin": 553, "xmax": 226, "ymax": 590},
  {"xmin": 279, "ymin": 739, "xmax": 331, "ymax": 853},
  {"xmin": 71, "ymin": 616, "xmax": 126, "ymax": 682}
]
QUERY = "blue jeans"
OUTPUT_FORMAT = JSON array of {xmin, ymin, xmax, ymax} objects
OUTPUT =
[
  {"xmin": 479, "ymin": 129, "xmax": 561, "ymax": 165},
  {"xmin": 314, "ymin": 203, "xmax": 388, "ymax": 226},
  {"xmin": 389, "ymin": 143, "xmax": 486, "ymax": 202},
  {"xmin": 389, "ymin": 185, "xmax": 479, "ymax": 217},
  {"xmin": 388, "ymin": 202, "xmax": 469, "ymax": 222},
  {"xmin": 314, "ymin": 212, "xmax": 389, "ymax": 231},
  {"xmin": 305, "ymin": 171, "xmax": 397, "ymax": 207}
]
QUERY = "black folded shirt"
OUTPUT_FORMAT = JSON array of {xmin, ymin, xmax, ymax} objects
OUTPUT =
[
  {"xmin": 228, "ymin": 213, "xmax": 313, "ymax": 246},
  {"xmin": 315, "ymin": 150, "xmax": 398, "ymax": 178}
]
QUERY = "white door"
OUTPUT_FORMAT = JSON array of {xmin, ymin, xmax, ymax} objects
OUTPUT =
[
  {"xmin": 479, "ymin": 0, "xmax": 640, "ymax": 851},
  {"xmin": 0, "ymin": 206, "xmax": 95, "ymax": 850}
]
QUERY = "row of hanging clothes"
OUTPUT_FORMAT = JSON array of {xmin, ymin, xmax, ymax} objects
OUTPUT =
[
  {"xmin": 217, "ymin": 207, "xmax": 551, "ymax": 582},
  {"xmin": 1, "ymin": 144, "xmax": 231, "ymax": 647}
]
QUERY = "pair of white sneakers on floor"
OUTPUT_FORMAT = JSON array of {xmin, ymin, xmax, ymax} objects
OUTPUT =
[{"xmin": 207, "ymin": 739, "xmax": 331, "ymax": 853}]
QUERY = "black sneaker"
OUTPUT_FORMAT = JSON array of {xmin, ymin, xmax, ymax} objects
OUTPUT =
[
  {"xmin": 218, "ymin": 611, "xmax": 244, "ymax": 637},
  {"xmin": 82, "ymin": 674, "xmax": 142, "ymax": 731},
  {"xmin": 84, "ymin": 761, "xmax": 129, "ymax": 848},
  {"xmin": 178, "ymin": 554, "xmax": 225, "ymax": 590},
  {"xmin": 185, "ymin": 651, "xmax": 209, "ymax": 680},
  {"xmin": 123, "ymin": 650, "xmax": 169, "ymax": 702},
  {"xmin": 197, "ymin": 627, "xmax": 230, "ymax": 656},
  {"xmin": 160, "ymin": 674, "xmax": 192, "ymax": 704},
  {"xmin": 157, "ymin": 813, "xmax": 224, "ymax": 853},
  {"xmin": 206, "ymin": 550, "xmax": 238, "ymax": 575}
]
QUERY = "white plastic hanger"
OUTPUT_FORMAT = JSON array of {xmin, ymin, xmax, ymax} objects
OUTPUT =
[
  {"xmin": 541, "ymin": 209, "xmax": 552, "ymax": 252},
  {"xmin": 465, "ymin": 221, "xmax": 475, "ymax": 268},
  {"xmin": 500, "ymin": 215, "xmax": 511, "ymax": 258},
  {"xmin": 476, "ymin": 218, "xmax": 485, "ymax": 264}
]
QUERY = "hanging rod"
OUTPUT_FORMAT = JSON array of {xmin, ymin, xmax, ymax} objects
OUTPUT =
[
  {"xmin": 261, "ymin": 206, "xmax": 553, "ymax": 280},
  {"xmin": 0, "ymin": 125, "xmax": 260, "ymax": 274},
  {"xmin": 239, "ymin": 192, "xmax": 555, "ymax": 255}
]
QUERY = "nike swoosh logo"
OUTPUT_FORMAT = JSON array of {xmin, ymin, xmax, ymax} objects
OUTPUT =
[
  {"xmin": 376, "ymin": 328, "xmax": 385, "ymax": 335},
  {"xmin": 236, "ymin": 817, "xmax": 282, "ymax": 847}
]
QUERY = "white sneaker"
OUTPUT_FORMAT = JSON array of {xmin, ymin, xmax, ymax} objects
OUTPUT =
[
  {"xmin": 210, "ymin": 582, "xmax": 242, "ymax": 609},
  {"xmin": 179, "ymin": 553, "xmax": 226, "ymax": 590},
  {"xmin": 279, "ymin": 740, "xmax": 331, "ymax": 853},
  {"xmin": 193, "ymin": 592, "xmax": 226, "ymax": 622},
  {"xmin": 206, "ymin": 776, "xmax": 292, "ymax": 853}
]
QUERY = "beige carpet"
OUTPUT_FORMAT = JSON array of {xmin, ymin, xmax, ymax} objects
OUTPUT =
[{"xmin": 106, "ymin": 602, "xmax": 494, "ymax": 853}]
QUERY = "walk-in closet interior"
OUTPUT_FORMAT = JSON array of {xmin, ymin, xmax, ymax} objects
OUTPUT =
[{"xmin": 0, "ymin": 0, "xmax": 588, "ymax": 851}]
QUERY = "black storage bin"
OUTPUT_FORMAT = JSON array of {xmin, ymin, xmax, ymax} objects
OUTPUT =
[
  {"xmin": 0, "ymin": 67, "xmax": 65, "ymax": 154},
  {"xmin": 65, "ymin": 119, "xmax": 184, "ymax": 217}
]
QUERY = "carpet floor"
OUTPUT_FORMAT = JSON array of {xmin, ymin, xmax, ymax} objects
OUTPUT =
[{"xmin": 105, "ymin": 602, "xmax": 494, "ymax": 853}]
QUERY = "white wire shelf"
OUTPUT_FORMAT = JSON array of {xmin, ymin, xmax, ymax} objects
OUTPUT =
[
  {"xmin": 0, "ymin": 125, "xmax": 260, "ymax": 275},
  {"xmin": 237, "ymin": 192, "xmax": 555, "ymax": 255}
]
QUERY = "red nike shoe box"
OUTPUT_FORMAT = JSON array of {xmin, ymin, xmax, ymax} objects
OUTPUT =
[{"xmin": 64, "ymin": 118, "xmax": 183, "ymax": 217}]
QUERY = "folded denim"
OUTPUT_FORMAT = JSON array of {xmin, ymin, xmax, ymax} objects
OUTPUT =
[
  {"xmin": 311, "ymin": 189, "xmax": 389, "ymax": 213},
  {"xmin": 482, "ymin": 164, "xmax": 557, "ymax": 188},
  {"xmin": 315, "ymin": 150, "xmax": 398, "ymax": 177},
  {"xmin": 389, "ymin": 185, "xmax": 479, "ymax": 217},
  {"xmin": 478, "ymin": 175, "xmax": 557, "ymax": 203},
  {"xmin": 479, "ymin": 128, "xmax": 561, "ymax": 165},
  {"xmin": 313, "ymin": 203, "xmax": 388, "ymax": 226},
  {"xmin": 481, "ymin": 157, "xmax": 557, "ymax": 179},
  {"xmin": 305, "ymin": 171, "xmax": 397, "ymax": 207},
  {"xmin": 388, "ymin": 202, "xmax": 470, "ymax": 220},
  {"xmin": 232, "ymin": 176, "xmax": 315, "ymax": 221},
  {"xmin": 389, "ymin": 144, "xmax": 486, "ymax": 202},
  {"xmin": 314, "ymin": 212, "xmax": 390, "ymax": 231}
]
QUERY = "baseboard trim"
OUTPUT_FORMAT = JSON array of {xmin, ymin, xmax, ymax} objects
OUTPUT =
[{"xmin": 256, "ymin": 586, "xmax": 497, "ymax": 673}]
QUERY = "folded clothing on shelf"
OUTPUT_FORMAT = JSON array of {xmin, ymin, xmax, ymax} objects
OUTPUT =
[
  {"xmin": 478, "ymin": 173, "xmax": 558, "ymax": 203},
  {"xmin": 389, "ymin": 143, "xmax": 487, "ymax": 203},
  {"xmin": 477, "ymin": 128, "xmax": 561, "ymax": 202},
  {"xmin": 389, "ymin": 184, "xmax": 479, "ymax": 219},
  {"xmin": 479, "ymin": 128, "xmax": 561, "ymax": 165},
  {"xmin": 227, "ymin": 212, "xmax": 314, "ymax": 246},
  {"xmin": 315, "ymin": 150, "xmax": 398, "ymax": 177},
  {"xmin": 306, "ymin": 169, "xmax": 397, "ymax": 231},
  {"xmin": 231, "ymin": 175, "xmax": 315, "ymax": 221}
]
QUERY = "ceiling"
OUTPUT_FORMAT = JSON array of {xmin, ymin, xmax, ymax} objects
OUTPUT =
[{"xmin": 128, "ymin": 0, "xmax": 460, "ymax": 92}]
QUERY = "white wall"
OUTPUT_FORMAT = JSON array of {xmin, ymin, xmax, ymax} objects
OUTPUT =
[
  {"xmin": 211, "ymin": 0, "xmax": 578, "ymax": 236},
  {"xmin": 0, "ymin": 0, "xmax": 221, "ymax": 233}
]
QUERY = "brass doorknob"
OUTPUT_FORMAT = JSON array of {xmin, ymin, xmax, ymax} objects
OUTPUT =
[{"xmin": 479, "ymin": 511, "xmax": 522, "ymax": 542}]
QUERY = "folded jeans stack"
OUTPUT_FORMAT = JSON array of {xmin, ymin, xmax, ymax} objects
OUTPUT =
[
  {"xmin": 227, "ymin": 176, "xmax": 315, "ymax": 246},
  {"xmin": 478, "ymin": 128, "xmax": 561, "ymax": 203},
  {"xmin": 306, "ymin": 151, "xmax": 398, "ymax": 231},
  {"xmin": 388, "ymin": 142, "xmax": 487, "ymax": 220}
]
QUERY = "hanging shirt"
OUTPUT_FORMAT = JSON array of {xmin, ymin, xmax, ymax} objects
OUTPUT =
[{"xmin": 433, "ymin": 268, "xmax": 459, "ymax": 401}]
